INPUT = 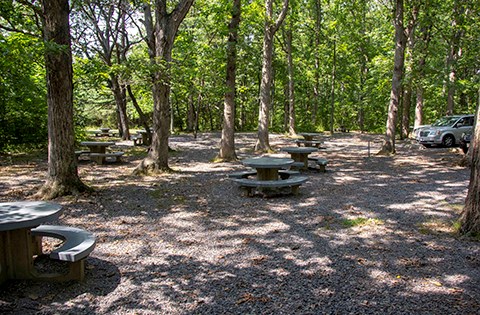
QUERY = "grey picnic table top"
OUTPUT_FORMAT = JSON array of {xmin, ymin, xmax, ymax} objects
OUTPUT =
[
  {"xmin": 281, "ymin": 146, "xmax": 318, "ymax": 154},
  {"xmin": 0, "ymin": 201, "xmax": 63, "ymax": 232},
  {"xmin": 80, "ymin": 141, "xmax": 115, "ymax": 147},
  {"xmin": 242, "ymin": 157, "xmax": 294, "ymax": 169}
]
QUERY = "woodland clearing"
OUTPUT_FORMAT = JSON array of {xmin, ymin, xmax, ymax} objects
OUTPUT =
[{"xmin": 0, "ymin": 132, "xmax": 479, "ymax": 314}]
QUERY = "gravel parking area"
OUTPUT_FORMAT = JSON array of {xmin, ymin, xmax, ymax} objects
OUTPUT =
[{"xmin": 0, "ymin": 132, "xmax": 479, "ymax": 314}]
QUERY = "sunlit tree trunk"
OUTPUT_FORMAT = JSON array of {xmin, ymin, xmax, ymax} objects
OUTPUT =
[
  {"xmin": 445, "ymin": 0, "xmax": 465, "ymax": 115},
  {"xmin": 135, "ymin": 0, "xmax": 194, "ymax": 174},
  {"xmin": 401, "ymin": 4, "xmax": 418, "ymax": 139},
  {"xmin": 285, "ymin": 21, "xmax": 295, "ymax": 135},
  {"xmin": 219, "ymin": 0, "xmax": 241, "ymax": 161},
  {"xmin": 255, "ymin": 0, "xmax": 289, "ymax": 152},
  {"xmin": 379, "ymin": 0, "xmax": 406, "ymax": 155},
  {"xmin": 37, "ymin": 0, "xmax": 89, "ymax": 199}
]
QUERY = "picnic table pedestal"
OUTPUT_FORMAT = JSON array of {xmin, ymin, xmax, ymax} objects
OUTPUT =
[
  {"xmin": 243, "ymin": 157, "xmax": 294, "ymax": 181},
  {"xmin": 0, "ymin": 201, "xmax": 63, "ymax": 284}
]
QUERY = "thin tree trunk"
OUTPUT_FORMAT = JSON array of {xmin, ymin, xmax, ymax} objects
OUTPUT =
[
  {"xmin": 286, "ymin": 22, "xmax": 295, "ymax": 135},
  {"xmin": 312, "ymin": 0, "xmax": 322, "ymax": 126},
  {"xmin": 37, "ymin": 0, "xmax": 89, "ymax": 199},
  {"xmin": 218, "ymin": 0, "xmax": 241, "ymax": 161},
  {"xmin": 110, "ymin": 76, "xmax": 130, "ymax": 140},
  {"xmin": 330, "ymin": 38, "xmax": 336, "ymax": 134},
  {"xmin": 187, "ymin": 93, "xmax": 195, "ymax": 132},
  {"xmin": 255, "ymin": 0, "xmax": 289, "ymax": 152},
  {"xmin": 127, "ymin": 85, "xmax": 151, "ymax": 139},
  {"xmin": 379, "ymin": 0, "xmax": 406, "ymax": 155}
]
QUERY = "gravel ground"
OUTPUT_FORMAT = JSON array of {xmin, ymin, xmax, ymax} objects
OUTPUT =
[{"xmin": 0, "ymin": 132, "xmax": 479, "ymax": 315}]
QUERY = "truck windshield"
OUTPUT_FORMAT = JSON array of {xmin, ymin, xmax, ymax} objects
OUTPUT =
[{"xmin": 431, "ymin": 117, "xmax": 459, "ymax": 127}]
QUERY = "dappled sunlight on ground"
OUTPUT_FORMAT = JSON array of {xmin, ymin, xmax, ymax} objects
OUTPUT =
[{"xmin": 0, "ymin": 132, "xmax": 479, "ymax": 314}]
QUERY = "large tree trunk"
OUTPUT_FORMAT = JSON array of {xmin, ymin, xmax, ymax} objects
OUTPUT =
[
  {"xmin": 379, "ymin": 0, "xmax": 406, "ymax": 155},
  {"xmin": 459, "ymin": 104, "xmax": 480, "ymax": 235},
  {"xmin": 218, "ymin": 0, "xmax": 241, "ymax": 161},
  {"xmin": 255, "ymin": 0, "xmax": 289, "ymax": 152},
  {"xmin": 135, "ymin": 0, "xmax": 194, "ymax": 174},
  {"xmin": 37, "ymin": 0, "xmax": 89, "ymax": 199}
]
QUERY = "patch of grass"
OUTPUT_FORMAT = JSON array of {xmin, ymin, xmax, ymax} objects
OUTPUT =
[
  {"xmin": 418, "ymin": 219, "xmax": 456, "ymax": 236},
  {"xmin": 449, "ymin": 203, "xmax": 464, "ymax": 213},
  {"xmin": 126, "ymin": 147, "xmax": 148, "ymax": 158},
  {"xmin": 149, "ymin": 185, "xmax": 187, "ymax": 207},
  {"xmin": 341, "ymin": 217, "xmax": 383, "ymax": 228}
]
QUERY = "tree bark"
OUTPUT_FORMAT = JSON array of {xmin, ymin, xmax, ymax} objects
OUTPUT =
[
  {"xmin": 285, "ymin": 22, "xmax": 295, "ymax": 136},
  {"xmin": 37, "ymin": 0, "xmax": 89, "ymax": 199},
  {"xmin": 127, "ymin": 84, "xmax": 151, "ymax": 139},
  {"xmin": 445, "ymin": 0, "xmax": 465, "ymax": 115},
  {"xmin": 110, "ymin": 75, "xmax": 130, "ymax": 140},
  {"xmin": 255, "ymin": 0, "xmax": 289, "ymax": 152},
  {"xmin": 218, "ymin": 0, "xmax": 241, "ymax": 161},
  {"xmin": 379, "ymin": 0, "xmax": 406, "ymax": 155},
  {"xmin": 134, "ymin": 0, "xmax": 194, "ymax": 174},
  {"xmin": 401, "ymin": 5, "xmax": 418, "ymax": 139},
  {"xmin": 459, "ymin": 103, "xmax": 480, "ymax": 235}
]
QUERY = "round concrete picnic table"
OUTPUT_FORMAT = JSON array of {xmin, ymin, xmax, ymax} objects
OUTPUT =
[
  {"xmin": 242, "ymin": 157, "xmax": 294, "ymax": 180},
  {"xmin": 281, "ymin": 146, "xmax": 318, "ymax": 169},
  {"xmin": 80, "ymin": 141, "xmax": 115, "ymax": 163},
  {"xmin": 0, "ymin": 201, "xmax": 63, "ymax": 283}
]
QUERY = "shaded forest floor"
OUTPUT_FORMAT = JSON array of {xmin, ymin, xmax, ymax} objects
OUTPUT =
[{"xmin": 0, "ymin": 132, "xmax": 479, "ymax": 314}]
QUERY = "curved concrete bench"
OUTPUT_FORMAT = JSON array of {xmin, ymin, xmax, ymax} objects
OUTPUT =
[
  {"xmin": 232, "ymin": 176, "xmax": 308, "ymax": 196},
  {"xmin": 308, "ymin": 157, "xmax": 328, "ymax": 172},
  {"xmin": 89, "ymin": 151, "xmax": 124, "ymax": 163},
  {"xmin": 31, "ymin": 225, "xmax": 96, "ymax": 281},
  {"xmin": 228, "ymin": 170, "xmax": 300, "ymax": 180}
]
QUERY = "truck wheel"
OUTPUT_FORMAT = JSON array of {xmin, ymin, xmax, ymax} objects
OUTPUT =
[{"xmin": 442, "ymin": 135, "xmax": 455, "ymax": 147}]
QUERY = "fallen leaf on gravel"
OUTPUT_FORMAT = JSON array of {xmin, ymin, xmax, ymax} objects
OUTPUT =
[
  {"xmin": 425, "ymin": 279, "xmax": 442, "ymax": 286},
  {"xmin": 236, "ymin": 293, "xmax": 271, "ymax": 304},
  {"xmin": 252, "ymin": 256, "xmax": 267, "ymax": 265}
]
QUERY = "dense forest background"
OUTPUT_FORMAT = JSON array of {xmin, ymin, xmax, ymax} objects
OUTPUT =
[{"xmin": 0, "ymin": 0, "xmax": 479, "ymax": 152}]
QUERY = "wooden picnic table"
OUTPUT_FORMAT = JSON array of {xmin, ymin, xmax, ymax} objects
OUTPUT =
[
  {"xmin": 0, "ymin": 201, "xmax": 63, "ymax": 284},
  {"xmin": 281, "ymin": 146, "xmax": 318, "ymax": 170},
  {"xmin": 242, "ymin": 157, "xmax": 294, "ymax": 180}
]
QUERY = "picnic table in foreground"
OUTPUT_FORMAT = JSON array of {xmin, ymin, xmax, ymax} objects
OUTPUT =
[{"xmin": 0, "ymin": 201, "xmax": 96, "ymax": 284}]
